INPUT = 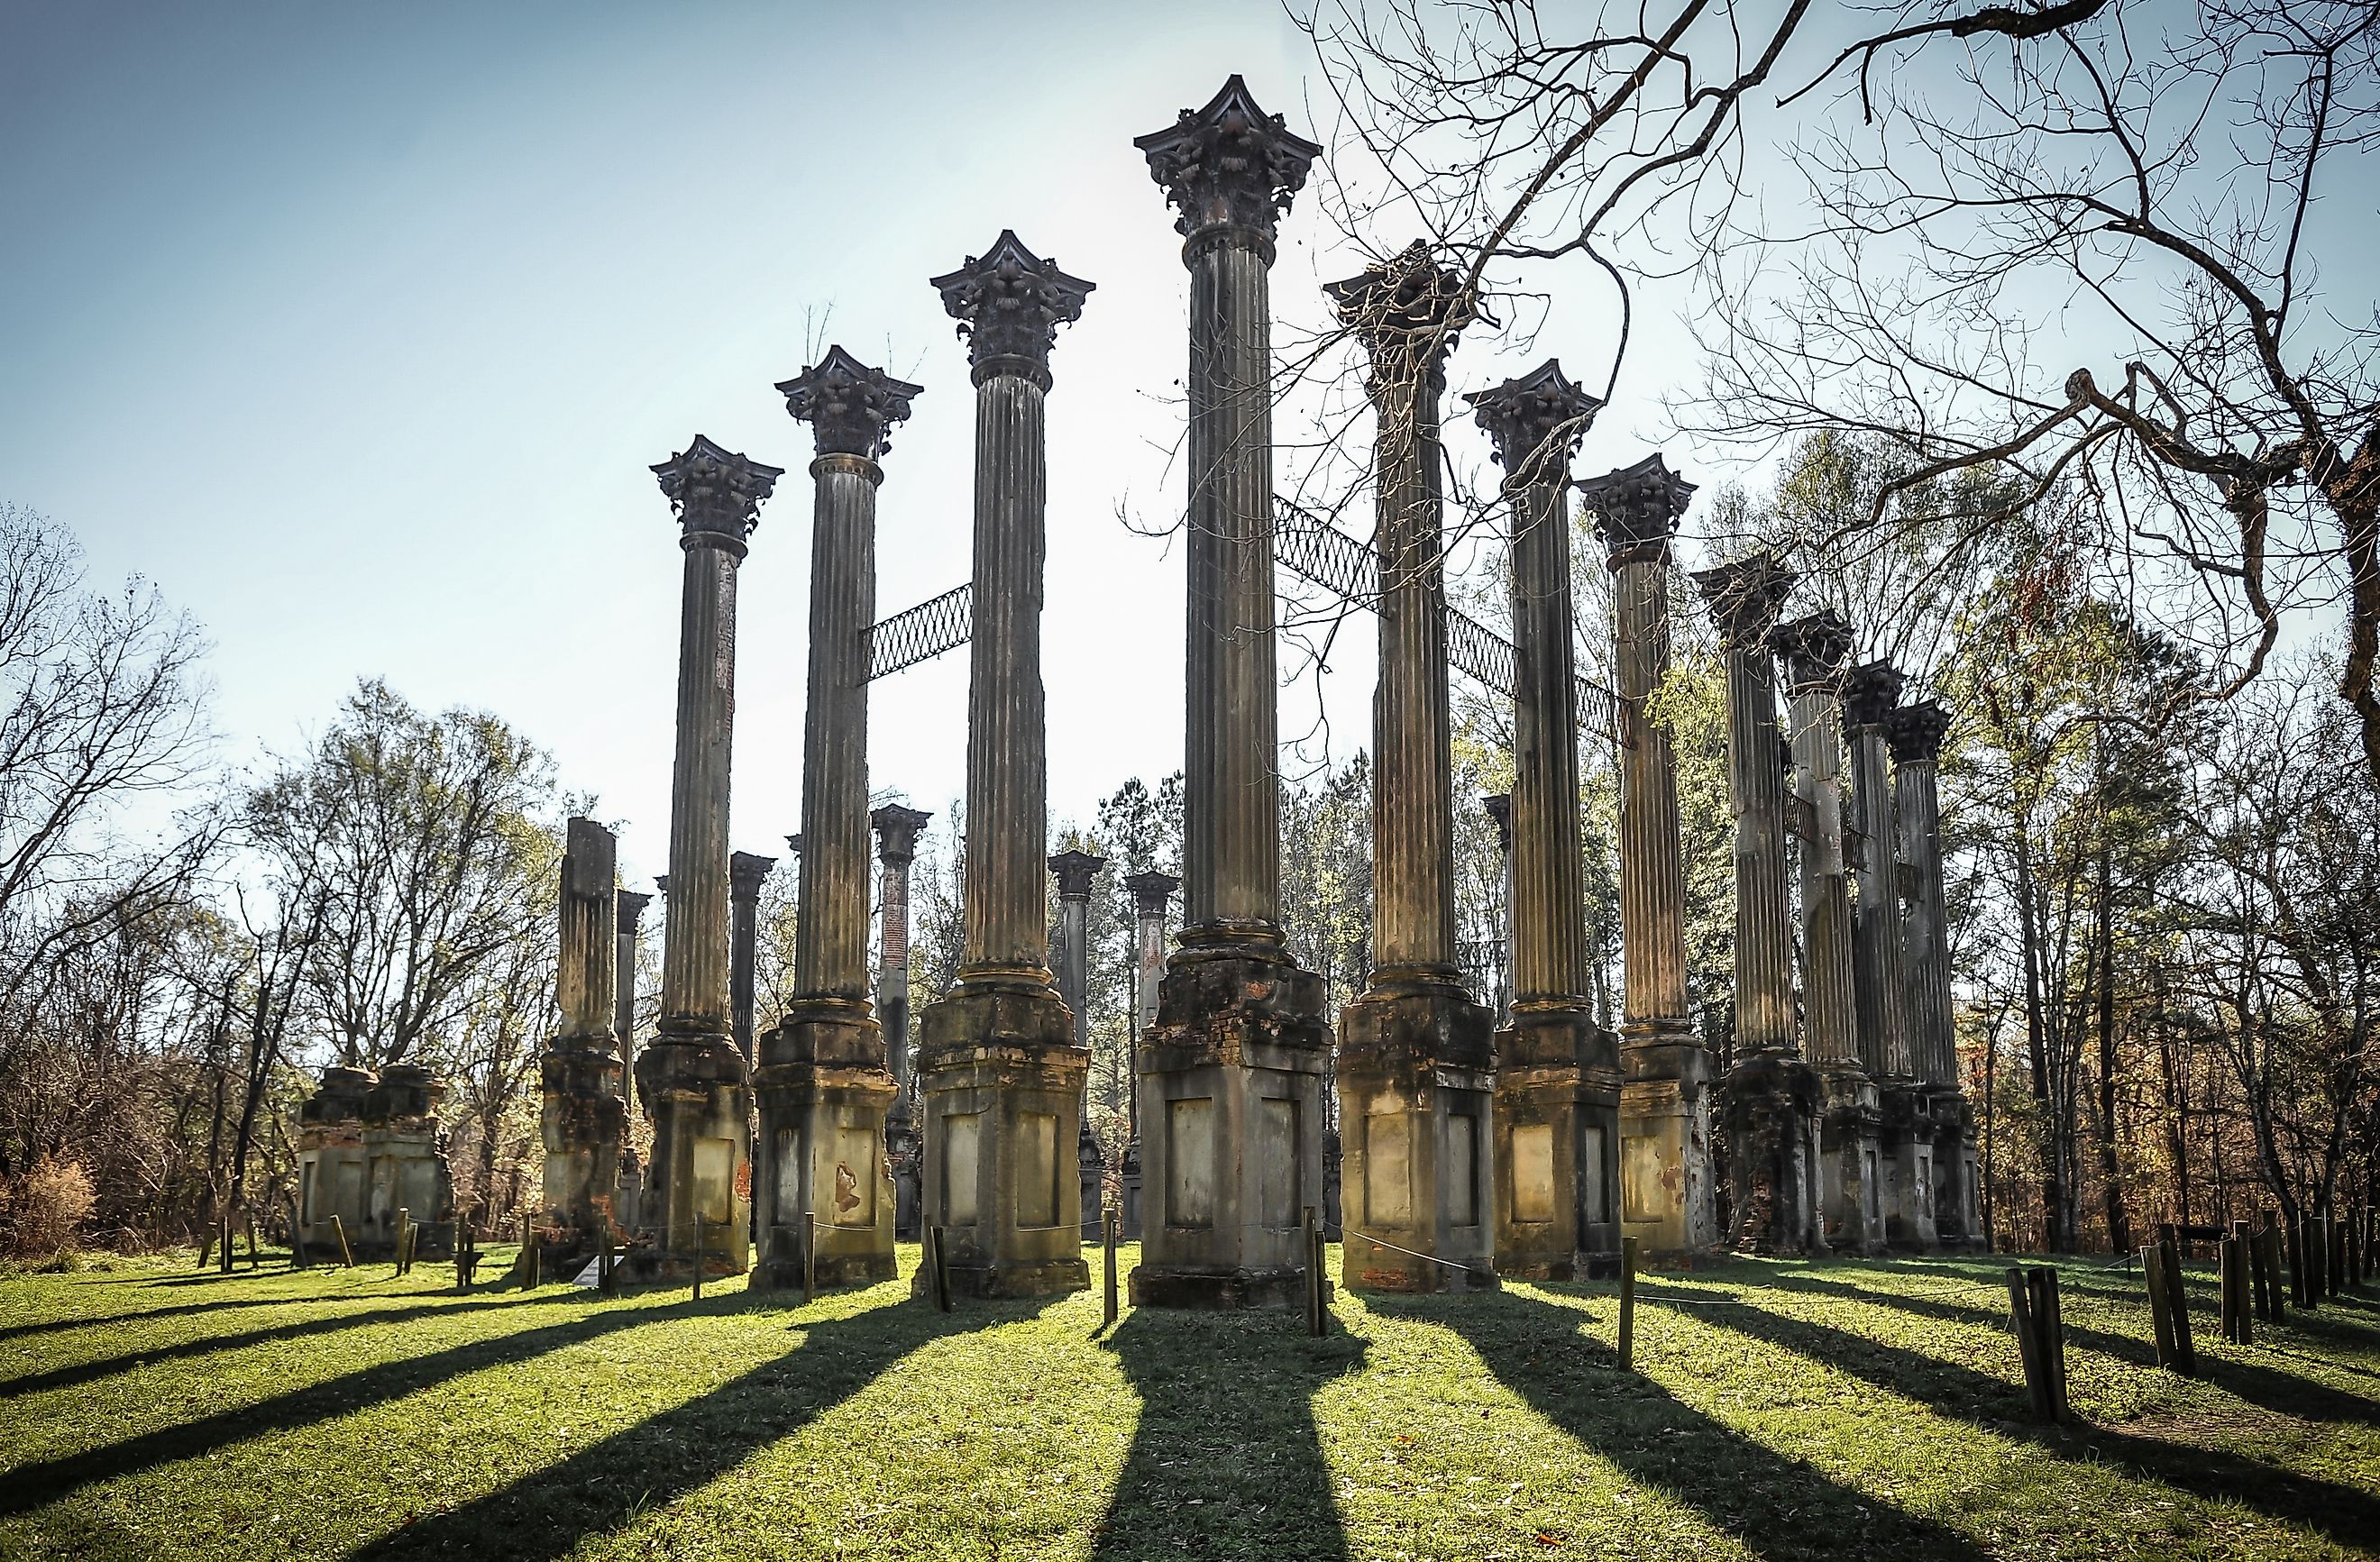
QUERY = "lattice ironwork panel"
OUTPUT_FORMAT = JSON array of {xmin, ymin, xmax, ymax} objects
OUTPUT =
[{"xmin": 866, "ymin": 582, "xmax": 973, "ymax": 681}]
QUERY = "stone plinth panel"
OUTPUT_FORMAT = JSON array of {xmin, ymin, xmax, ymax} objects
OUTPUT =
[
  {"xmin": 755, "ymin": 1000, "xmax": 898, "ymax": 1289},
  {"xmin": 1336, "ymin": 983, "xmax": 1497, "ymax": 1293},
  {"xmin": 1491, "ymin": 1007, "xmax": 1621, "ymax": 1279}
]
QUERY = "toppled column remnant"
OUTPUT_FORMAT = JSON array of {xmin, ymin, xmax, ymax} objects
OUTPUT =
[
  {"xmin": 1468, "ymin": 359, "xmax": 1622, "ymax": 1281},
  {"xmin": 1692, "ymin": 557, "xmax": 1822, "ymax": 1256},
  {"xmin": 299, "ymin": 1064, "xmax": 455, "ymax": 1258},
  {"xmin": 541, "ymin": 817, "xmax": 627, "ymax": 1260},
  {"xmin": 1889, "ymin": 699, "xmax": 1980, "ymax": 1248},
  {"xmin": 1121, "ymin": 869, "xmax": 1176, "ymax": 1240},
  {"xmin": 1775, "ymin": 612, "xmax": 1882, "ymax": 1252},
  {"xmin": 1845, "ymin": 659, "xmax": 1934, "ymax": 1248},
  {"xmin": 614, "ymin": 888, "xmax": 652, "ymax": 1230},
  {"xmin": 1587, "ymin": 453, "xmax": 1716, "ymax": 1255},
  {"xmin": 1050, "ymin": 850, "xmax": 1108, "ymax": 1235},
  {"xmin": 1331, "ymin": 244, "xmax": 1497, "ymax": 1294},
  {"xmin": 636, "ymin": 434, "xmax": 780, "ymax": 1280},
  {"xmin": 755, "ymin": 347, "xmax": 919, "ymax": 1292},
  {"xmin": 873, "ymin": 804, "xmax": 933, "ymax": 1239},
  {"xmin": 913, "ymin": 233, "xmax": 1094, "ymax": 1300},
  {"xmin": 1129, "ymin": 78, "xmax": 1332, "ymax": 1309}
]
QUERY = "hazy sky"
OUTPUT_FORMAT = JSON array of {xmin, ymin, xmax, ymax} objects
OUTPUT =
[{"xmin": 0, "ymin": 2, "xmax": 1856, "ymax": 887}]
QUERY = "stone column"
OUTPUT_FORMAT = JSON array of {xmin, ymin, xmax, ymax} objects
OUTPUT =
[
  {"xmin": 1326, "ymin": 244, "xmax": 1495, "ymax": 1294},
  {"xmin": 1775, "ymin": 612, "xmax": 1881, "ymax": 1251},
  {"xmin": 1121, "ymin": 870, "xmax": 1176, "ymax": 1239},
  {"xmin": 1692, "ymin": 556, "xmax": 1820, "ymax": 1255},
  {"xmin": 1050, "ymin": 850, "xmax": 1107, "ymax": 1235},
  {"xmin": 751, "ymin": 349, "xmax": 919, "ymax": 1292},
  {"xmin": 1482, "ymin": 794, "xmax": 1513, "ymax": 1027},
  {"xmin": 540, "ymin": 817, "xmax": 625, "ymax": 1259},
  {"xmin": 1130, "ymin": 78, "xmax": 1332, "ymax": 1309},
  {"xmin": 912, "ymin": 231, "xmax": 1093, "ymax": 1300},
  {"xmin": 635, "ymin": 435, "xmax": 780, "ymax": 1279},
  {"xmin": 1583, "ymin": 453, "xmax": 1715, "ymax": 1254},
  {"xmin": 873, "ymin": 804, "xmax": 932, "ymax": 1238},
  {"xmin": 1845, "ymin": 659, "xmax": 1933, "ymax": 1247},
  {"xmin": 1468, "ymin": 360, "xmax": 1622, "ymax": 1280},
  {"xmin": 729, "ymin": 852, "xmax": 775, "ymax": 1068},
  {"xmin": 613, "ymin": 887, "xmax": 651, "ymax": 1229},
  {"xmin": 1890, "ymin": 699, "xmax": 1976, "ymax": 1247}
]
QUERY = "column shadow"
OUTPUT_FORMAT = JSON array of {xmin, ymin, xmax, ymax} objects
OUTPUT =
[
  {"xmin": 343, "ymin": 1294, "xmax": 1014, "ymax": 1561},
  {"xmin": 1392, "ymin": 1288, "xmax": 1997, "ymax": 1562},
  {"xmin": 1643, "ymin": 1279, "xmax": 2380, "ymax": 1550},
  {"xmin": 1090, "ymin": 1310, "xmax": 1368, "ymax": 1560},
  {"xmin": 0, "ymin": 1293, "xmax": 709, "ymax": 1517},
  {"xmin": 0, "ymin": 1293, "xmax": 332, "ymax": 1346}
]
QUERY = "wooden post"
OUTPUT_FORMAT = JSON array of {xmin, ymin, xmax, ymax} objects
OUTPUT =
[
  {"xmin": 1103, "ymin": 1206, "xmax": 1121, "ymax": 1328},
  {"xmin": 2008, "ymin": 1265, "xmax": 2069, "ymax": 1421},
  {"xmin": 2328, "ymin": 1212, "xmax": 2345, "ymax": 1298},
  {"xmin": 802, "ymin": 1211, "xmax": 817, "ymax": 1306},
  {"xmin": 288, "ymin": 1195, "xmax": 309, "ymax": 1270},
  {"xmin": 1298, "ymin": 1207, "xmax": 1319, "ymax": 1337},
  {"xmin": 929, "ymin": 1224, "xmax": 952, "ymax": 1313},
  {"xmin": 692, "ymin": 1218, "xmax": 708, "ymax": 1301},
  {"xmin": 331, "ymin": 1214, "xmax": 354, "ymax": 1269},
  {"xmin": 220, "ymin": 1209, "xmax": 234, "ymax": 1274},
  {"xmin": 2037, "ymin": 1267, "xmax": 2071, "ymax": 1420},
  {"xmin": 1617, "ymin": 1236, "xmax": 1640, "ymax": 1371},
  {"xmin": 395, "ymin": 1209, "xmax": 412, "ymax": 1276},
  {"xmin": 2142, "ymin": 1243, "xmax": 2177, "ymax": 1368},
  {"xmin": 1308, "ymin": 1210, "xmax": 1328, "ymax": 1337},
  {"xmin": 243, "ymin": 1212, "xmax": 260, "ymax": 1269},
  {"xmin": 2159, "ymin": 1237, "xmax": 2195, "ymax": 1375}
]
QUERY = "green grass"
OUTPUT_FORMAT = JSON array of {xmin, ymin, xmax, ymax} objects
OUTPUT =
[{"xmin": 3, "ymin": 1245, "xmax": 2375, "ymax": 1559}]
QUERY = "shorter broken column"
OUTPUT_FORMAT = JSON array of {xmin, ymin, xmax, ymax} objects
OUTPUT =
[
  {"xmin": 730, "ymin": 851, "xmax": 776, "ymax": 1070},
  {"xmin": 1050, "ymin": 849, "xmax": 1108, "ymax": 1235},
  {"xmin": 1890, "ymin": 699, "xmax": 1980, "ymax": 1249},
  {"xmin": 1845, "ymin": 659, "xmax": 1934, "ymax": 1249},
  {"xmin": 297, "ymin": 1065, "xmax": 375, "ymax": 1255},
  {"xmin": 874, "ymin": 804, "xmax": 933, "ymax": 1239},
  {"xmin": 613, "ymin": 888, "xmax": 652, "ymax": 1231},
  {"xmin": 1121, "ymin": 871, "xmax": 1176, "ymax": 1239},
  {"xmin": 540, "ymin": 817, "xmax": 627, "ymax": 1260}
]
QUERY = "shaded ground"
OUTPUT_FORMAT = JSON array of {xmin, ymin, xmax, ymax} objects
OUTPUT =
[{"xmin": 2, "ymin": 1246, "xmax": 2374, "ymax": 1559}]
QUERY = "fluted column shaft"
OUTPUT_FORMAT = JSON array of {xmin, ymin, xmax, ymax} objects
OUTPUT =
[
  {"xmin": 615, "ymin": 891, "xmax": 649, "ymax": 1097},
  {"xmin": 1510, "ymin": 480, "xmax": 1588, "ymax": 1005},
  {"xmin": 1721, "ymin": 634, "xmax": 1795, "ymax": 1052},
  {"xmin": 790, "ymin": 458, "xmax": 882, "ymax": 1001},
  {"xmin": 961, "ymin": 374, "xmax": 1053, "ymax": 979},
  {"xmin": 660, "ymin": 537, "xmax": 739, "ymax": 1037},
  {"xmin": 1184, "ymin": 234, "xmax": 1282, "ymax": 940},
  {"xmin": 873, "ymin": 809, "xmax": 929, "ymax": 1103},
  {"xmin": 1788, "ymin": 677, "xmax": 1859, "ymax": 1068},
  {"xmin": 1846, "ymin": 681, "xmax": 1912, "ymax": 1082},
  {"xmin": 557, "ymin": 818, "xmax": 618, "ymax": 1044},
  {"xmin": 1613, "ymin": 551, "xmax": 1690, "ymax": 1031},
  {"xmin": 1894, "ymin": 746, "xmax": 1954, "ymax": 1088}
]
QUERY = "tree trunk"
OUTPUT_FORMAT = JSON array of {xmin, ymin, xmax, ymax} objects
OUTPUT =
[
  {"xmin": 2094, "ymin": 834, "xmax": 2128, "ymax": 1254},
  {"xmin": 2014, "ymin": 818, "xmax": 2064, "ymax": 1250}
]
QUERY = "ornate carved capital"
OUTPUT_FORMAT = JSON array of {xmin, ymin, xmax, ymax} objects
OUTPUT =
[
  {"xmin": 1841, "ymin": 660, "xmax": 1906, "ymax": 730},
  {"xmin": 652, "ymin": 435, "xmax": 782, "ymax": 555},
  {"xmin": 1326, "ymin": 243, "xmax": 1472, "ymax": 390},
  {"xmin": 1690, "ymin": 552, "xmax": 1799, "ymax": 648},
  {"xmin": 777, "ymin": 345, "xmax": 922, "ymax": 462},
  {"xmin": 1772, "ymin": 610, "xmax": 1853, "ymax": 695},
  {"xmin": 870, "ymin": 804, "xmax": 932, "ymax": 867},
  {"xmin": 1048, "ymin": 849, "xmax": 1107, "ymax": 901},
  {"xmin": 1582, "ymin": 452, "xmax": 1695, "ymax": 568},
  {"xmin": 930, "ymin": 231, "xmax": 1093, "ymax": 390},
  {"xmin": 615, "ymin": 888, "xmax": 653, "ymax": 936},
  {"xmin": 1885, "ymin": 699, "xmax": 1952, "ymax": 764},
  {"xmin": 1482, "ymin": 793, "xmax": 1512, "ymax": 855},
  {"xmin": 1122, "ymin": 870, "xmax": 1179, "ymax": 918},
  {"xmin": 1134, "ymin": 75, "xmax": 1320, "ymax": 257},
  {"xmin": 1465, "ymin": 358, "xmax": 1603, "ymax": 487},
  {"xmin": 728, "ymin": 851, "xmax": 776, "ymax": 901}
]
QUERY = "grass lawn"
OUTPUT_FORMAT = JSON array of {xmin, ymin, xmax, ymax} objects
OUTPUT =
[{"xmin": 3, "ymin": 1245, "xmax": 2375, "ymax": 1560}]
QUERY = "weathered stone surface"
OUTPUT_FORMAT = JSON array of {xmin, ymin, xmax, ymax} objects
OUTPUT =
[
  {"xmin": 298, "ymin": 1064, "xmax": 455, "ymax": 1258},
  {"xmin": 1845, "ymin": 659, "xmax": 1932, "ymax": 1249},
  {"xmin": 874, "ymin": 805, "xmax": 932, "ymax": 1238},
  {"xmin": 1890, "ymin": 699, "xmax": 1982, "ymax": 1250},
  {"xmin": 540, "ymin": 818, "xmax": 626, "ymax": 1258}
]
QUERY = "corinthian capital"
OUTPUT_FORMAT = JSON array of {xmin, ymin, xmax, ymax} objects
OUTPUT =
[
  {"xmin": 777, "ymin": 345, "xmax": 922, "ymax": 462},
  {"xmin": 1885, "ymin": 699, "xmax": 1952, "ymax": 764},
  {"xmin": 1465, "ymin": 359, "xmax": 1603, "ymax": 488},
  {"xmin": 930, "ymin": 231, "xmax": 1094, "ymax": 390},
  {"xmin": 1134, "ymin": 75, "xmax": 1321, "ymax": 256},
  {"xmin": 1690, "ymin": 552, "xmax": 1798, "ymax": 648},
  {"xmin": 1581, "ymin": 452, "xmax": 1695, "ymax": 568},
  {"xmin": 1326, "ymin": 243, "xmax": 1473, "ymax": 389},
  {"xmin": 1773, "ymin": 611, "xmax": 1853, "ymax": 694},
  {"xmin": 652, "ymin": 435, "xmax": 783, "ymax": 554},
  {"xmin": 1841, "ymin": 660, "xmax": 1907, "ymax": 730}
]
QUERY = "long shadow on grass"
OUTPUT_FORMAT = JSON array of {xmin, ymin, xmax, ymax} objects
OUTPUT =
[
  {"xmin": 1651, "ymin": 1280, "xmax": 2380, "ymax": 1549},
  {"xmin": 1090, "ymin": 1309, "xmax": 1367, "ymax": 1559},
  {"xmin": 1764, "ymin": 1270, "xmax": 2380, "ymax": 1427},
  {"xmin": 344, "ymin": 1293, "xmax": 1008, "ymax": 1561},
  {"xmin": 0, "ymin": 1293, "xmax": 319, "ymax": 1346},
  {"xmin": 1, "ymin": 1293, "xmax": 581, "ymax": 1399},
  {"xmin": 0, "ymin": 1293, "xmax": 698, "ymax": 1514},
  {"xmin": 1401, "ymin": 1289, "xmax": 1994, "ymax": 1562}
]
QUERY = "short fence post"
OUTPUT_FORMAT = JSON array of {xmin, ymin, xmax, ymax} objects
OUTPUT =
[
  {"xmin": 395, "ymin": 1209, "xmax": 412, "ymax": 1276},
  {"xmin": 2160, "ymin": 1236, "xmax": 2195, "ymax": 1375},
  {"xmin": 2327, "ymin": 1213, "xmax": 2345, "ymax": 1299},
  {"xmin": 929, "ymin": 1224, "xmax": 953, "ymax": 1313},
  {"xmin": 2143, "ymin": 1242, "xmax": 2178, "ymax": 1368},
  {"xmin": 1299, "ymin": 1206, "xmax": 1321, "ymax": 1337},
  {"xmin": 1617, "ymin": 1236, "xmax": 1640, "ymax": 1371},
  {"xmin": 1103, "ymin": 1206, "xmax": 1120, "ymax": 1328},
  {"xmin": 331, "ymin": 1214, "xmax": 355, "ymax": 1269},
  {"xmin": 2009, "ymin": 1265, "xmax": 2070, "ymax": 1421},
  {"xmin": 802, "ymin": 1210, "xmax": 817, "ymax": 1306},
  {"xmin": 2222, "ymin": 1221, "xmax": 2251, "ymax": 1345}
]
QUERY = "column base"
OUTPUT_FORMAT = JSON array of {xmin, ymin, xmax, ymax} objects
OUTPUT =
[
  {"xmin": 1336, "ymin": 976, "xmax": 1497, "ymax": 1293},
  {"xmin": 752, "ymin": 999, "xmax": 898, "ymax": 1293},
  {"xmin": 1719, "ymin": 1048, "xmax": 1822, "ymax": 1256},
  {"xmin": 913, "ymin": 980, "xmax": 1089, "ymax": 1301},
  {"xmin": 1816, "ymin": 1064, "xmax": 1884, "ymax": 1254},
  {"xmin": 634, "ymin": 1031, "xmax": 753, "ymax": 1276},
  {"xmin": 887, "ymin": 1110, "xmax": 922, "ymax": 1241},
  {"xmin": 1493, "ymin": 1004, "xmax": 1622, "ymax": 1279},
  {"xmin": 539, "ymin": 1035, "xmax": 627, "ymax": 1263},
  {"xmin": 1620, "ymin": 1019, "xmax": 1718, "ymax": 1255},
  {"xmin": 1877, "ymin": 1081, "xmax": 1940, "ymax": 1250},
  {"xmin": 1131, "ymin": 942, "xmax": 1330, "ymax": 1311}
]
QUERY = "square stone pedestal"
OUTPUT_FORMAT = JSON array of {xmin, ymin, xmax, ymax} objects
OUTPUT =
[
  {"xmin": 1817, "ymin": 1065, "xmax": 1884, "ymax": 1254},
  {"xmin": 1130, "ymin": 947, "xmax": 1331, "ymax": 1309},
  {"xmin": 1878, "ymin": 1082, "xmax": 1940, "ymax": 1250},
  {"xmin": 539, "ymin": 1037, "xmax": 627, "ymax": 1264},
  {"xmin": 1718, "ymin": 1050, "xmax": 1822, "ymax": 1255},
  {"xmin": 1336, "ymin": 979, "xmax": 1498, "ymax": 1293},
  {"xmin": 1935, "ymin": 1103, "xmax": 1983, "ymax": 1250},
  {"xmin": 1493, "ymin": 1005, "xmax": 1621, "ymax": 1280},
  {"xmin": 1619, "ymin": 1023, "xmax": 1717, "ymax": 1254},
  {"xmin": 913, "ymin": 982, "xmax": 1089, "ymax": 1300},
  {"xmin": 755, "ymin": 999, "xmax": 897, "ymax": 1292},
  {"xmin": 633, "ymin": 1032, "xmax": 753, "ymax": 1281}
]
